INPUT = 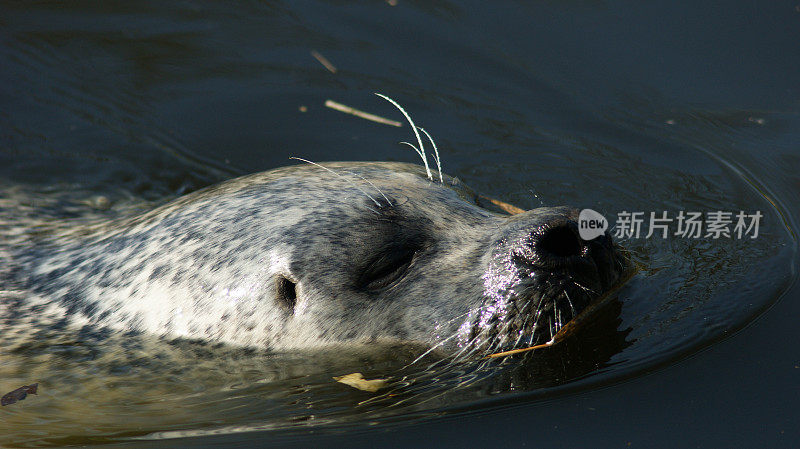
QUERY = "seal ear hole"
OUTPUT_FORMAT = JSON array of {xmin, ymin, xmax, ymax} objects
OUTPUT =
[{"xmin": 276, "ymin": 276, "xmax": 297, "ymax": 313}]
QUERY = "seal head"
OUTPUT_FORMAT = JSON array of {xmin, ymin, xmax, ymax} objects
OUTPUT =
[{"xmin": 9, "ymin": 162, "xmax": 628, "ymax": 357}]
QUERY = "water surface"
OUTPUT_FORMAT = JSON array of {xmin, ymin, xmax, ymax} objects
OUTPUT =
[{"xmin": 1, "ymin": 1, "xmax": 798, "ymax": 447}]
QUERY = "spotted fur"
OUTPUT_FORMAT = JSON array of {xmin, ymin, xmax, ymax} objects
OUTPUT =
[{"xmin": 1, "ymin": 162, "xmax": 627, "ymax": 356}]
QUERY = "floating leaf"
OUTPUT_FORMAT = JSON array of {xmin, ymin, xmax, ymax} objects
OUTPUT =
[
  {"xmin": 333, "ymin": 373, "xmax": 389, "ymax": 393},
  {"xmin": 1, "ymin": 383, "xmax": 38, "ymax": 406}
]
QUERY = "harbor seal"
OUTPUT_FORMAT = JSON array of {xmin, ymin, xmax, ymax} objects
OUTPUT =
[{"xmin": 1, "ymin": 161, "xmax": 629, "ymax": 358}]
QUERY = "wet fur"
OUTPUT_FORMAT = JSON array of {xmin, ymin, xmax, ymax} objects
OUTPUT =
[{"xmin": 1, "ymin": 162, "xmax": 626, "ymax": 357}]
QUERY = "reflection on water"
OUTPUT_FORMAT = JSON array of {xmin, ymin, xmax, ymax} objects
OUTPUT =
[
  {"xmin": 1, "ymin": 0, "xmax": 797, "ymax": 447},
  {"xmin": 0, "ymin": 296, "xmax": 630, "ymax": 446}
]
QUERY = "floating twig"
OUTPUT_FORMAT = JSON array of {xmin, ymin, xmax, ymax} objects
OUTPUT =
[
  {"xmin": 478, "ymin": 194, "xmax": 527, "ymax": 215},
  {"xmin": 311, "ymin": 50, "xmax": 337, "ymax": 74},
  {"xmin": 325, "ymin": 100, "xmax": 403, "ymax": 127},
  {"xmin": 484, "ymin": 341, "xmax": 554, "ymax": 359}
]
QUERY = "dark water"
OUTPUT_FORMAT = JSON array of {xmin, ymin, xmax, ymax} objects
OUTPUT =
[{"xmin": 1, "ymin": 1, "xmax": 798, "ymax": 447}]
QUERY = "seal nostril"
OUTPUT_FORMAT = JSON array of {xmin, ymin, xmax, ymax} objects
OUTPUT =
[
  {"xmin": 539, "ymin": 225, "xmax": 582, "ymax": 258},
  {"xmin": 276, "ymin": 276, "xmax": 297, "ymax": 313}
]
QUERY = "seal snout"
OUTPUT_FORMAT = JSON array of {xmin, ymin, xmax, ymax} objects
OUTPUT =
[
  {"xmin": 469, "ymin": 208, "xmax": 629, "ymax": 353},
  {"xmin": 519, "ymin": 212, "xmax": 618, "ymax": 279}
]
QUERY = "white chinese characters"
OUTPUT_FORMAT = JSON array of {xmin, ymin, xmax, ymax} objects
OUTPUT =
[{"xmin": 608, "ymin": 210, "xmax": 762, "ymax": 239}]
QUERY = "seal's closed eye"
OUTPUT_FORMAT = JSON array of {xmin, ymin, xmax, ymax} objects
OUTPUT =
[{"xmin": 358, "ymin": 247, "xmax": 416, "ymax": 291}]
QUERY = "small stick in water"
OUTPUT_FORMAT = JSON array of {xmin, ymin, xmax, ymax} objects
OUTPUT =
[
  {"xmin": 478, "ymin": 194, "xmax": 527, "ymax": 215},
  {"xmin": 311, "ymin": 50, "xmax": 338, "ymax": 73},
  {"xmin": 325, "ymin": 100, "xmax": 403, "ymax": 127},
  {"xmin": 484, "ymin": 341, "xmax": 554, "ymax": 359}
]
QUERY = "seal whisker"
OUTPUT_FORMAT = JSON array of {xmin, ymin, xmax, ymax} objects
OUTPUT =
[
  {"xmin": 374, "ymin": 93, "xmax": 433, "ymax": 181},
  {"xmin": 399, "ymin": 142, "xmax": 427, "ymax": 168},
  {"xmin": 417, "ymin": 127, "xmax": 443, "ymax": 184},
  {"xmin": 511, "ymin": 300, "xmax": 533, "ymax": 348},
  {"xmin": 571, "ymin": 279, "xmax": 598, "ymax": 296},
  {"xmin": 557, "ymin": 305, "xmax": 564, "ymax": 333},
  {"xmin": 403, "ymin": 332, "xmax": 460, "ymax": 368},
  {"xmin": 420, "ymin": 351, "xmax": 462, "ymax": 371},
  {"xmin": 434, "ymin": 309, "xmax": 473, "ymax": 328},
  {"xmin": 564, "ymin": 289, "xmax": 577, "ymax": 317},
  {"xmin": 451, "ymin": 336, "xmax": 482, "ymax": 361},
  {"xmin": 511, "ymin": 317, "xmax": 529, "ymax": 348},
  {"xmin": 528, "ymin": 301, "xmax": 547, "ymax": 346},
  {"xmin": 411, "ymin": 310, "xmax": 478, "ymax": 363},
  {"xmin": 340, "ymin": 171, "xmax": 393, "ymax": 207},
  {"xmin": 289, "ymin": 157, "xmax": 383, "ymax": 208},
  {"xmin": 446, "ymin": 328, "xmax": 483, "ymax": 360}
]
